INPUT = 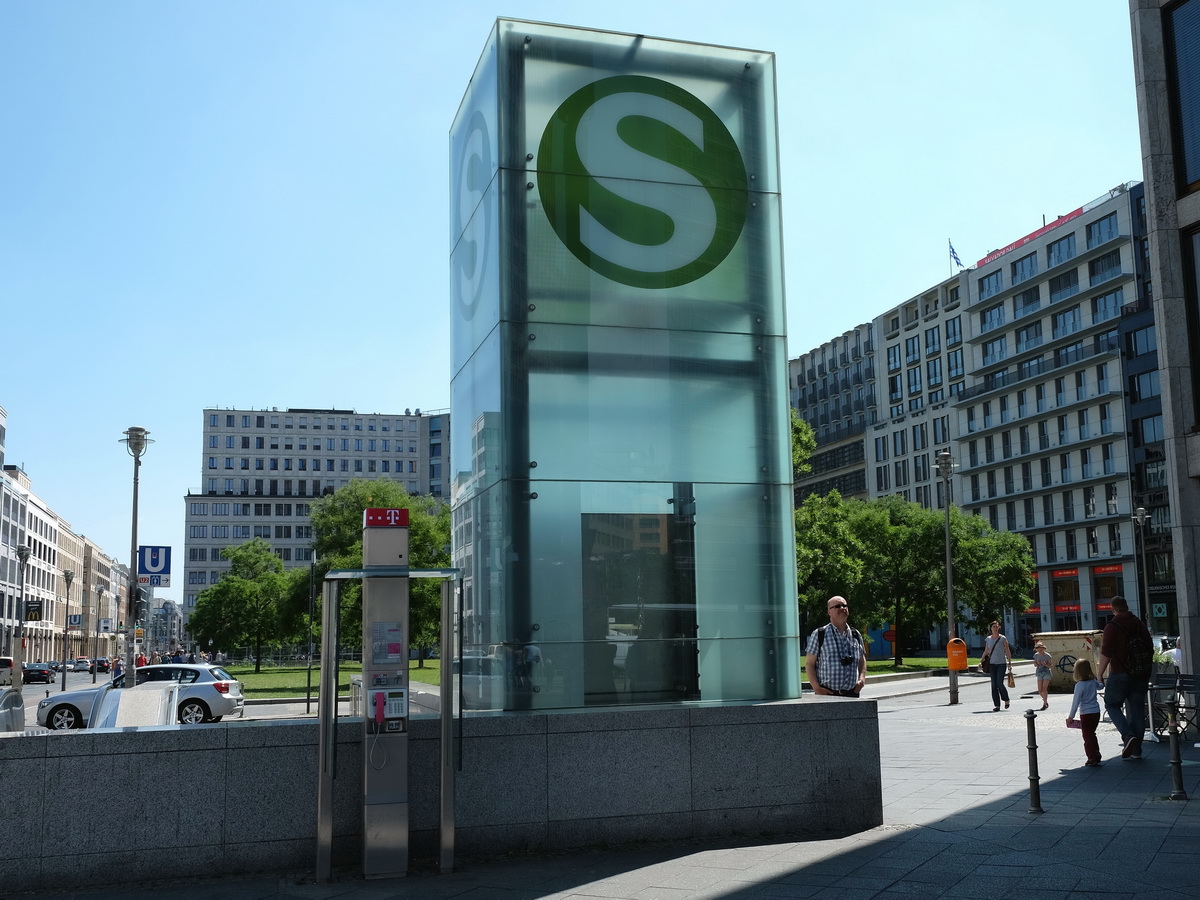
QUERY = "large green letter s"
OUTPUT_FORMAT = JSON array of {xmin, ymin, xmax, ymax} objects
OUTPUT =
[{"xmin": 537, "ymin": 75, "xmax": 748, "ymax": 289}]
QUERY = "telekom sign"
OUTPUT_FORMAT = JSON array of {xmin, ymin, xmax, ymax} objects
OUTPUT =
[{"xmin": 363, "ymin": 508, "xmax": 409, "ymax": 527}]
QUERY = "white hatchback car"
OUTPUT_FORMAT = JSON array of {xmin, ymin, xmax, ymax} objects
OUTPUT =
[{"xmin": 37, "ymin": 664, "xmax": 244, "ymax": 729}]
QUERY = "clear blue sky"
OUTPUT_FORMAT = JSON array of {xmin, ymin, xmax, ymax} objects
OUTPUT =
[{"xmin": 0, "ymin": 1, "xmax": 1141, "ymax": 600}]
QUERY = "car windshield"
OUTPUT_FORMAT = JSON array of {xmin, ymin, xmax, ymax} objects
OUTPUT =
[{"xmin": 211, "ymin": 667, "xmax": 234, "ymax": 681}]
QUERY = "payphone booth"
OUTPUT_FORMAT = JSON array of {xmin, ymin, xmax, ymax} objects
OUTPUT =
[
  {"xmin": 316, "ymin": 508, "xmax": 461, "ymax": 882},
  {"xmin": 359, "ymin": 507, "xmax": 410, "ymax": 878}
]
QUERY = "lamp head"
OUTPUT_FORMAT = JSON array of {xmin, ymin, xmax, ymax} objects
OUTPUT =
[
  {"xmin": 121, "ymin": 426, "xmax": 153, "ymax": 458},
  {"xmin": 63, "ymin": 569, "xmax": 74, "ymax": 587},
  {"xmin": 1135, "ymin": 506, "xmax": 1148, "ymax": 526},
  {"xmin": 16, "ymin": 544, "xmax": 30, "ymax": 564}
]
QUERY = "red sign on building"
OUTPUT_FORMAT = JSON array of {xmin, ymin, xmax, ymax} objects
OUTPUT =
[
  {"xmin": 1051, "ymin": 568, "xmax": 1079, "ymax": 578},
  {"xmin": 1093, "ymin": 564, "xmax": 1124, "ymax": 574},
  {"xmin": 363, "ymin": 508, "xmax": 410, "ymax": 527}
]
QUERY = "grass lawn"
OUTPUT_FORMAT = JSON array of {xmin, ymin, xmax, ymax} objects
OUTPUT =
[
  {"xmin": 866, "ymin": 657, "xmax": 951, "ymax": 673},
  {"xmin": 227, "ymin": 660, "xmax": 442, "ymax": 699}
]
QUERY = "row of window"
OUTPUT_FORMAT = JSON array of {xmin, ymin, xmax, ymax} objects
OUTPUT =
[
  {"xmin": 207, "ymin": 435, "xmax": 421, "ymax": 453},
  {"xmin": 188, "ymin": 526, "xmax": 313, "ymax": 554},
  {"xmin": 200, "ymin": 477, "xmax": 440, "ymax": 498},
  {"xmin": 976, "ymin": 212, "xmax": 1120, "ymax": 301},
  {"xmin": 188, "ymin": 502, "xmax": 312, "ymax": 517},
  {"xmin": 886, "ymin": 318, "xmax": 963, "ymax": 372},
  {"xmin": 207, "ymin": 413, "xmax": 431, "ymax": 433},
  {"xmin": 207, "ymin": 457, "xmax": 422, "ymax": 473}
]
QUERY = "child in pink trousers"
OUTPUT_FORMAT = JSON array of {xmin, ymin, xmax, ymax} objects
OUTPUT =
[{"xmin": 1066, "ymin": 657, "xmax": 1102, "ymax": 766}]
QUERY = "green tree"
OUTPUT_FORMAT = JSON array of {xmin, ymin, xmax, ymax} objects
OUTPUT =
[
  {"xmin": 794, "ymin": 490, "xmax": 865, "ymax": 632},
  {"xmin": 309, "ymin": 479, "xmax": 451, "ymax": 664},
  {"xmin": 791, "ymin": 408, "xmax": 816, "ymax": 480},
  {"xmin": 948, "ymin": 511, "xmax": 1036, "ymax": 635},
  {"xmin": 188, "ymin": 539, "xmax": 287, "ymax": 673}
]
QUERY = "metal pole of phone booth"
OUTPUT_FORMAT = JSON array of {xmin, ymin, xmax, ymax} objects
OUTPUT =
[
  {"xmin": 439, "ymin": 577, "xmax": 457, "ymax": 874},
  {"xmin": 315, "ymin": 578, "xmax": 340, "ymax": 882}
]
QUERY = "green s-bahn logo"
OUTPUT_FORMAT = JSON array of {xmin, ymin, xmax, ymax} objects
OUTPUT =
[{"xmin": 537, "ymin": 75, "xmax": 748, "ymax": 289}]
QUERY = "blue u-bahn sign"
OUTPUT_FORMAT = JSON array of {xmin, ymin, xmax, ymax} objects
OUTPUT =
[{"xmin": 137, "ymin": 545, "xmax": 171, "ymax": 587}]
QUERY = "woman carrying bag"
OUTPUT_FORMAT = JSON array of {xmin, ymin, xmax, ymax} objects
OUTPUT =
[{"xmin": 981, "ymin": 620, "xmax": 1013, "ymax": 711}]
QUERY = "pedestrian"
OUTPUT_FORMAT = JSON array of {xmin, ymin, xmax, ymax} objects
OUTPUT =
[
  {"xmin": 982, "ymin": 621, "xmax": 1012, "ymax": 711},
  {"xmin": 1066, "ymin": 657, "xmax": 1103, "ymax": 766},
  {"xmin": 1096, "ymin": 595, "xmax": 1154, "ymax": 759},
  {"xmin": 1033, "ymin": 640, "xmax": 1052, "ymax": 710},
  {"xmin": 150, "ymin": 651, "xmax": 161, "ymax": 665},
  {"xmin": 804, "ymin": 596, "xmax": 867, "ymax": 697}
]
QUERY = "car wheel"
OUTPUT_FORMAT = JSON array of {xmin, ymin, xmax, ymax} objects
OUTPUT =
[
  {"xmin": 178, "ymin": 700, "xmax": 210, "ymax": 725},
  {"xmin": 49, "ymin": 705, "xmax": 83, "ymax": 730}
]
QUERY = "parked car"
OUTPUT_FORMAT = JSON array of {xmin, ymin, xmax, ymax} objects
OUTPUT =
[
  {"xmin": 37, "ymin": 664, "xmax": 244, "ymax": 729},
  {"xmin": 0, "ymin": 656, "xmax": 15, "ymax": 686},
  {"xmin": 73, "ymin": 657, "xmax": 91, "ymax": 672},
  {"xmin": 456, "ymin": 655, "xmax": 505, "ymax": 709},
  {"xmin": 23, "ymin": 663, "xmax": 54, "ymax": 684}
]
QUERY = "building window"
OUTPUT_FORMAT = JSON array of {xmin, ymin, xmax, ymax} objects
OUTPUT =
[
  {"xmin": 980, "ymin": 303, "xmax": 1005, "ymax": 333},
  {"xmin": 1014, "ymin": 285, "xmax": 1041, "ymax": 317},
  {"xmin": 1049, "ymin": 269, "xmax": 1079, "ymax": 303},
  {"xmin": 1086, "ymin": 212, "xmax": 1119, "ymax": 249},
  {"xmin": 947, "ymin": 348, "xmax": 964, "ymax": 378},
  {"xmin": 925, "ymin": 326, "xmax": 940, "ymax": 355},
  {"xmin": 1016, "ymin": 321, "xmax": 1043, "ymax": 353},
  {"xmin": 1139, "ymin": 414, "xmax": 1165, "ymax": 443},
  {"xmin": 1048, "ymin": 233, "xmax": 1076, "ymax": 267},
  {"xmin": 978, "ymin": 270, "xmax": 1003, "ymax": 300},
  {"xmin": 1052, "ymin": 306, "xmax": 1082, "ymax": 339},
  {"xmin": 945, "ymin": 316, "xmax": 962, "ymax": 346},
  {"xmin": 1132, "ymin": 370, "xmax": 1161, "ymax": 401},
  {"xmin": 1011, "ymin": 251, "xmax": 1038, "ymax": 285},
  {"xmin": 1088, "ymin": 249, "xmax": 1122, "ymax": 286},
  {"xmin": 887, "ymin": 344, "xmax": 902, "ymax": 372},
  {"xmin": 905, "ymin": 336, "xmax": 921, "ymax": 364},
  {"xmin": 927, "ymin": 357, "xmax": 943, "ymax": 387}
]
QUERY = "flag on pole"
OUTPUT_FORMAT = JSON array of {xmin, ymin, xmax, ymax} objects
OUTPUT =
[{"xmin": 948, "ymin": 240, "xmax": 964, "ymax": 268}]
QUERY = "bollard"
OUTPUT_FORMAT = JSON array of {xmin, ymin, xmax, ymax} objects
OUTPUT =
[
  {"xmin": 1169, "ymin": 699, "xmax": 1188, "ymax": 801},
  {"xmin": 1025, "ymin": 709, "xmax": 1044, "ymax": 813}
]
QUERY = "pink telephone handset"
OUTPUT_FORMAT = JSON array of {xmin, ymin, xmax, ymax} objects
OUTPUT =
[{"xmin": 374, "ymin": 691, "xmax": 386, "ymax": 724}]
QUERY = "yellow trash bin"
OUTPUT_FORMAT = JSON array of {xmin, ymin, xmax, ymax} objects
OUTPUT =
[{"xmin": 1033, "ymin": 630, "xmax": 1103, "ymax": 693}]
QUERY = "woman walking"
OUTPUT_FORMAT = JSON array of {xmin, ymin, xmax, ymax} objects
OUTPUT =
[
  {"xmin": 983, "ymin": 621, "xmax": 1012, "ymax": 711},
  {"xmin": 1033, "ymin": 640, "xmax": 1052, "ymax": 710}
]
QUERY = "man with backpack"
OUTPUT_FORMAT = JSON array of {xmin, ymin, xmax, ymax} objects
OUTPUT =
[
  {"xmin": 805, "ymin": 596, "xmax": 867, "ymax": 697},
  {"xmin": 1097, "ymin": 595, "xmax": 1154, "ymax": 759}
]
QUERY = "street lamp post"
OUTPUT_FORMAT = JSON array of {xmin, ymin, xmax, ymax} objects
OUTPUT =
[
  {"xmin": 15, "ymin": 544, "xmax": 31, "ymax": 700},
  {"xmin": 937, "ymin": 451, "xmax": 959, "ymax": 706},
  {"xmin": 120, "ymin": 426, "xmax": 152, "ymax": 688},
  {"xmin": 94, "ymin": 584, "xmax": 104, "ymax": 684},
  {"xmin": 1133, "ymin": 507, "xmax": 1152, "ymax": 631},
  {"xmin": 61, "ymin": 570, "xmax": 74, "ymax": 692}
]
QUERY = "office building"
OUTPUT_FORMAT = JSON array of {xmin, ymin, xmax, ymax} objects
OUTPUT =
[
  {"xmin": 792, "ymin": 182, "xmax": 1168, "ymax": 650},
  {"xmin": 181, "ymin": 406, "xmax": 449, "ymax": 636},
  {"xmin": 1131, "ymin": 0, "xmax": 1200, "ymax": 666}
]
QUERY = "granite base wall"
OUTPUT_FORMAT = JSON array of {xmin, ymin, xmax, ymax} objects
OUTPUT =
[{"xmin": 0, "ymin": 699, "xmax": 880, "ymax": 890}]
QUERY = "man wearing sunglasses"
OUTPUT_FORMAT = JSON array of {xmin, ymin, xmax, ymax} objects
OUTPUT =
[{"xmin": 805, "ymin": 596, "xmax": 867, "ymax": 697}]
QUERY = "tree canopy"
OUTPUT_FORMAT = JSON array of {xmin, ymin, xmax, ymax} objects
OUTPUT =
[
  {"xmin": 794, "ymin": 492, "xmax": 1035, "ymax": 664},
  {"xmin": 188, "ymin": 538, "xmax": 288, "ymax": 672},
  {"xmin": 307, "ymin": 478, "xmax": 451, "ymax": 661}
]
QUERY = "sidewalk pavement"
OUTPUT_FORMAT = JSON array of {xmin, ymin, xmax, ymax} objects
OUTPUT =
[{"xmin": 14, "ymin": 669, "xmax": 1200, "ymax": 900}]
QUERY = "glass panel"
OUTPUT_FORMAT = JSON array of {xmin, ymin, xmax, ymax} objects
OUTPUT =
[
  {"xmin": 504, "ymin": 19, "xmax": 780, "ymax": 193},
  {"xmin": 520, "ymin": 170, "xmax": 785, "ymax": 335},
  {"xmin": 523, "ymin": 323, "xmax": 788, "ymax": 484},
  {"xmin": 459, "ymin": 480, "xmax": 798, "ymax": 708}
]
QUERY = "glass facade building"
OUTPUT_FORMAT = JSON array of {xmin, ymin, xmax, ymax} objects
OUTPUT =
[{"xmin": 450, "ymin": 20, "xmax": 797, "ymax": 710}]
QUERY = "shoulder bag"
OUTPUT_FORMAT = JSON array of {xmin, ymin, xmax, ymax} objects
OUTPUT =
[{"xmin": 980, "ymin": 638, "xmax": 991, "ymax": 674}]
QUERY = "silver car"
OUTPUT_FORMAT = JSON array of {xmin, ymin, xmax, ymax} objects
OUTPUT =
[{"xmin": 37, "ymin": 664, "xmax": 244, "ymax": 729}]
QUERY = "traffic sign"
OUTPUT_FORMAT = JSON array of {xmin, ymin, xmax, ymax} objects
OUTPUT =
[
  {"xmin": 137, "ymin": 546, "xmax": 172, "ymax": 586},
  {"xmin": 1153, "ymin": 603, "xmax": 1168, "ymax": 618}
]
